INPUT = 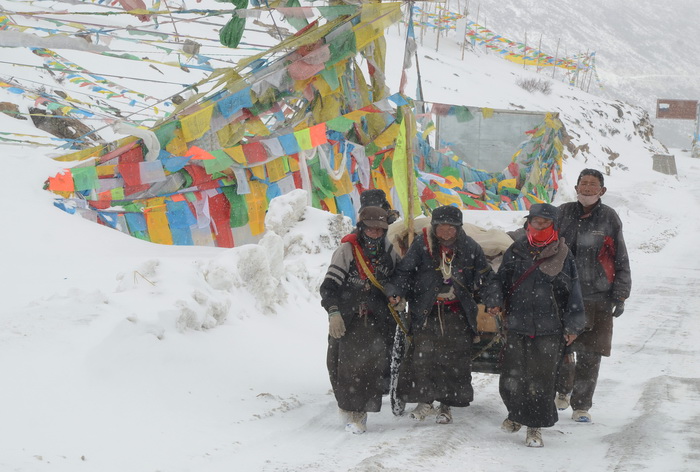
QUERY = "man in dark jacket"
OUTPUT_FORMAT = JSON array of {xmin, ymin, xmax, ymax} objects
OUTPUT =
[
  {"xmin": 320, "ymin": 206, "xmax": 400, "ymax": 434},
  {"xmin": 385, "ymin": 205, "xmax": 502, "ymax": 425},
  {"xmin": 498, "ymin": 203, "xmax": 585, "ymax": 447},
  {"xmin": 554, "ymin": 169, "xmax": 632, "ymax": 423}
]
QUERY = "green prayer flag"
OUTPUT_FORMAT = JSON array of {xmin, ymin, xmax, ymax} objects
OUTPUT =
[
  {"xmin": 154, "ymin": 121, "xmax": 180, "ymax": 147},
  {"xmin": 455, "ymin": 106, "xmax": 474, "ymax": 123},
  {"xmin": 71, "ymin": 166, "xmax": 99, "ymax": 191},
  {"xmin": 204, "ymin": 150, "xmax": 235, "ymax": 174},
  {"xmin": 317, "ymin": 5, "xmax": 357, "ymax": 20},
  {"xmin": 282, "ymin": 0, "xmax": 309, "ymax": 31},
  {"xmin": 328, "ymin": 28, "xmax": 356, "ymax": 65},
  {"xmin": 326, "ymin": 115, "xmax": 354, "ymax": 133},
  {"xmin": 222, "ymin": 186, "xmax": 249, "ymax": 228}
]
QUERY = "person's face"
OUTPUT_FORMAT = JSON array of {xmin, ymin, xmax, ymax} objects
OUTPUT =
[
  {"xmin": 363, "ymin": 226, "xmax": 385, "ymax": 239},
  {"xmin": 575, "ymin": 175, "xmax": 606, "ymax": 197},
  {"xmin": 529, "ymin": 216, "xmax": 553, "ymax": 231},
  {"xmin": 435, "ymin": 224, "xmax": 458, "ymax": 240}
]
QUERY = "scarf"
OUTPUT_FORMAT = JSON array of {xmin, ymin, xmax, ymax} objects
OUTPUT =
[{"xmin": 526, "ymin": 224, "xmax": 559, "ymax": 247}]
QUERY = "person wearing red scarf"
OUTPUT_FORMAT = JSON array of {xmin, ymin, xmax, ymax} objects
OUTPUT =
[{"xmin": 497, "ymin": 203, "xmax": 585, "ymax": 447}]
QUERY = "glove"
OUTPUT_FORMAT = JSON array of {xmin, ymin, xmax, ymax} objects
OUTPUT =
[
  {"xmin": 392, "ymin": 298, "xmax": 407, "ymax": 312},
  {"xmin": 328, "ymin": 309, "xmax": 346, "ymax": 338},
  {"xmin": 612, "ymin": 300, "xmax": 625, "ymax": 318}
]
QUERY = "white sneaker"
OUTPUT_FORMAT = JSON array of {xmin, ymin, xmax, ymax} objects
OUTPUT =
[
  {"xmin": 344, "ymin": 411, "xmax": 367, "ymax": 434},
  {"xmin": 525, "ymin": 427, "xmax": 543, "ymax": 447},
  {"xmin": 555, "ymin": 392, "xmax": 571, "ymax": 410},
  {"xmin": 501, "ymin": 417, "xmax": 522, "ymax": 433},
  {"xmin": 409, "ymin": 402, "xmax": 434, "ymax": 421},
  {"xmin": 572, "ymin": 409, "xmax": 592, "ymax": 423},
  {"xmin": 435, "ymin": 403, "xmax": 452, "ymax": 424}
]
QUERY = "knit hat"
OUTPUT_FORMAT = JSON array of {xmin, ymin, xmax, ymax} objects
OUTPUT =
[
  {"xmin": 527, "ymin": 203, "xmax": 558, "ymax": 227},
  {"xmin": 360, "ymin": 189, "xmax": 391, "ymax": 211},
  {"xmin": 431, "ymin": 205, "xmax": 463, "ymax": 227}
]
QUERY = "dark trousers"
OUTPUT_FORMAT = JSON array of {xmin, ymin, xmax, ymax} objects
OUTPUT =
[
  {"xmin": 555, "ymin": 299, "xmax": 609, "ymax": 410},
  {"xmin": 397, "ymin": 304, "xmax": 474, "ymax": 407},
  {"xmin": 500, "ymin": 333, "xmax": 564, "ymax": 428},
  {"xmin": 327, "ymin": 315, "xmax": 390, "ymax": 413},
  {"xmin": 555, "ymin": 350, "xmax": 602, "ymax": 411}
]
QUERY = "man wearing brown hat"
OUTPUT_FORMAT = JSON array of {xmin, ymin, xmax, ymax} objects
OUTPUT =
[{"xmin": 320, "ymin": 206, "xmax": 401, "ymax": 434}]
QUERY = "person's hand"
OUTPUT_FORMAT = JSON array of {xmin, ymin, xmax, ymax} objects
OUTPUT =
[
  {"xmin": 564, "ymin": 333, "xmax": 578, "ymax": 346},
  {"xmin": 486, "ymin": 306, "xmax": 501, "ymax": 316},
  {"xmin": 328, "ymin": 310, "xmax": 346, "ymax": 338},
  {"xmin": 612, "ymin": 300, "xmax": 625, "ymax": 318}
]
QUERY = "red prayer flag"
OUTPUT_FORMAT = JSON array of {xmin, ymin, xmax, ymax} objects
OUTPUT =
[
  {"xmin": 242, "ymin": 142, "xmax": 268, "ymax": 164},
  {"xmin": 48, "ymin": 172, "xmax": 75, "ymax": 192},
  {"xmin": 309, "ymin": 123, "xmax": 328, "ymax": 147},
  {"xmin": 119, "ymin": 146, "xmax": 144, "ymax": 164},
  {"xmin": 118, "ymin": 162, "xmax": 142, "ymax": 186},
  {"xmin": 208, "ymin": 193, "xmax": 234, "ymax": 248}
]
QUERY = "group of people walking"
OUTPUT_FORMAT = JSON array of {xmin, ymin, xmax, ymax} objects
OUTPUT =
[{"xmin": 319, "ymin": 169, "xmax": 631, "ymax": 447}]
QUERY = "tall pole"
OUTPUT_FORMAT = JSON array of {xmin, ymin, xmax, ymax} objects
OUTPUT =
[
  {"xmin": 693, "ymin": 101, "xmax": 700, "ymax": 159},
  {"xmin": 551, "ymin": 38, "xmax": 560, "ymax": 79}
]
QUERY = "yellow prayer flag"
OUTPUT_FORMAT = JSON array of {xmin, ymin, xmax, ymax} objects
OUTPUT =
[
  {"xmin": 333, "ymin": 169, "xmax": 354, "ymax": 196},
  {"xmin": 266, "ymin": 158, "xmax": 287, "ymax": 182},
  {"xmin": 146, "ymin": 209, "xmax": 173, "ymax": 245},
  {"xmin": 373, "ymin": 123, "xmax": 399, "ymax": 148},
  {"xmin": 294, "ymin": 129, "xmax": 313, "ymax": 150},
  {"xmin": 391, "ymin": 114, "xmax": 422, "ymax": 221},
  {"xmin": 165, "ymin": 127, "xmax": 189, "ymax": 157},
  {"xmin": 288, "ymin": 155, "xmax": 300, "ymax": 172},
  {"xmin": 322, "ymin": 197, "xmax": 338, "ymax": 214},
  {"xmin": 312, "ymin": 93, "xmax": 343, "ymax": 124},
  {"xmin": 179, "ymin": 104, "xmax": 214, "ymax": 142},
  {"xmin": 218, "ymin": 122, "xmax": 245, "ymax": 148},
  {"xmin": 498, "ymin": 178, "xmax": 517, "ymax": 192},
  {"xmin": 245, "ymin": 181, "xmax": 268, "ymax": 236},
  {"xmin": 434, "ymin": 191, "xmax": 464, "ymax": 208},
  {"xmin": 545, "ymin": 113, "xmax": 562, "ymax": 131},
  {"xmin": 344, "ymin": 109, "xmax": 371, "ymax": 122},
  {"xmin": 96, "ymin": 165, "xmax": 117, "ymax": 177},
  {"xmin": 481, "ymin": 108, "xmax": 494, "ymax": 119},
  {"xmin": 250, "ymin": 165, "xmax": 266, "ymax": 180},
  {"xmin": 223, "ymin": 146, "xmax": 246, "ymax": 165},
  {"xmin": 372, "ymin": 169, "xmax": 392, "ymax": 199},
  {"xmin": 422, "ymin": 123, "xmax": 436, "ymax": 140},
  {"xmin": 360, "ymin": 3, "xmax": 403, "ymax": 30},
  {"xmin": 245, "ymin": 117, "xmax": 271, "ymax": 137}
]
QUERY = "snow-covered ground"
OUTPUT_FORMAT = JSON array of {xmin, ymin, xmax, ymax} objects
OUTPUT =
[{"xmin": 1, "ymin": 2, "xmax": 699, "ymax": 471}]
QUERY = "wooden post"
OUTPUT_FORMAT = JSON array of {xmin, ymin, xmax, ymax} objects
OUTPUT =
[
  {"xmin": 436, "ymin": 5, "xmax": 442, "ymax": 52},
  {"xmin": 460, "ymin": 9, "xmax": 469, "ymax": 60},
  {"xmin": 551, "ymin": 38, "xmax": 560, "ymax": 79},
  {"xmin": 536, "ymin": 33, "xmax": 543, "ymax": 73},
  {"xmin": 523, "ymin": 32, "xmax": 527, "ymax": 69}
]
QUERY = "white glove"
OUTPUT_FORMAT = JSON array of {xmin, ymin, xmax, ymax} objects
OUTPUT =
[{"xmin": 329, "ymin": 311, "xmax": 346, "ymax": 339}]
